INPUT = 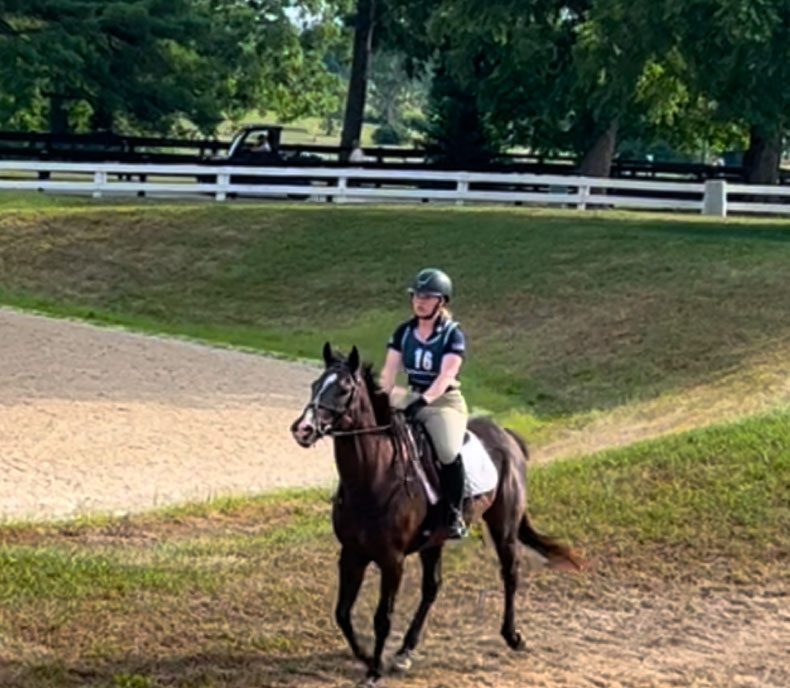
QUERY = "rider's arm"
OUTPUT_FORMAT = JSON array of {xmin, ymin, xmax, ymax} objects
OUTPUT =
[
  {"xmin": 380, "ymin": 348, "xmax": 403, "ymax": 395},
  {"xmin": 421, "ymin": 353, "xmax": 462, "ymax": 404}
]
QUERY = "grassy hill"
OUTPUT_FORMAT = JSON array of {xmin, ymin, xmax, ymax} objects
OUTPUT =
[{"xmin": 2, "ymin": 197, "xmax": 790, "ymax": 451}]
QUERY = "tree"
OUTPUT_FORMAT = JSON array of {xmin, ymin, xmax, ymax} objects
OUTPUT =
[
  {"xmin": 338, "ymin": 0, "xmax": 439, "ymax": 158},
  {"xmin": 0, "ymin": 0, "xmax": 346, "ymax": 134},
  {"xmin": 226, "ymin": 1, "xmax": 349, "ymax": 127},
  {"xmin": 420, "ymin": 59, "xmax": 496, "ymax": 168},
  {"xmin": 367, "ymin": 50, "xmax": 428, "ymax": 139},
  {"xmin": 427, "ymin": 0, "xmax": 700, "ymax": 176},
  {"xmin": 339, "ymin": 0, "xmax": 376, "ymax": 158},
  {"xmin": 0, "ymin": 1, "xmax": 223, "ymax": 133},
  {"xmin": 670, "ymin": 0, "xmax": 790, "ymax": 183}
]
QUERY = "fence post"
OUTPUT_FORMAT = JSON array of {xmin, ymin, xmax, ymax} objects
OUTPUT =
[
  {"xmin": 92, "ymin": 170, "xmax": 107, "ymax": 199},
  {"xmin": 336, "ymin": 174, "xmax": 348, "ymax": 204},
  {"xmin": 456, "ymin": 174, "xmax": 469, "ymax": 206},
  {"xmin": 215, "ymin": 172, "xmax": 230, "ymax": 202},
  {"xmin": 703, "ymin": 180, "xmax": 727, "ymax": 217},
  {"xmin": 577, "ymin": 183, "xmax": 590, "ymax": 211}
]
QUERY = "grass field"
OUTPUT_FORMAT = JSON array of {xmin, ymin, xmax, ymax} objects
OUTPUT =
[{"xmin": 1, "ymin": 193, "xmax": 789, "ymax": 686}]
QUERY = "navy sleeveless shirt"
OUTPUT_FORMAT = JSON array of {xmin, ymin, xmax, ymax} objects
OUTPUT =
[{"xmin": 387, "ymin": 317, "xmax": 466, "ymax": 392}]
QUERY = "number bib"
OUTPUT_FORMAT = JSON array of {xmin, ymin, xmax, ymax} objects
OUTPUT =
[{"xmin": 388, "ymin": 317, "xmax": 466, "ymax": 392}]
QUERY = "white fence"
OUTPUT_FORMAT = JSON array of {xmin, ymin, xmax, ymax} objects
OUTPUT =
[{"xmin": 1, "ymin": 160, "xmax": 789, "ymax": 217}]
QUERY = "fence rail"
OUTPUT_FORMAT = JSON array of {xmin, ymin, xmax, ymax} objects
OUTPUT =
[{"xmin": 0, "ymin": 160, "xmax": 788, "ymax": 217}]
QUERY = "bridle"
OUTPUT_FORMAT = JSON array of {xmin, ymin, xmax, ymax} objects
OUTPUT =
[{"xmin": 306, "ymin": 368, "xmax": 391, "ymax": 439}]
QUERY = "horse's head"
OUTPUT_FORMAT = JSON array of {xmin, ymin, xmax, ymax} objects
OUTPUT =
[{"xmin": 290, "ymin": 342, "xmax": 364, "ymax": 448}]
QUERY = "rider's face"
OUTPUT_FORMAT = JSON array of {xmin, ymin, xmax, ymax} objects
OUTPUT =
[{"xmin": 411, "ymin": 292, "xmax": 441, "ymax": 318}]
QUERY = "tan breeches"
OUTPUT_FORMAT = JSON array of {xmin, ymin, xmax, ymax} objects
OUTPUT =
[{"xmin": 399, "ymin": 389, "xmax": 468, "ymax": 465}]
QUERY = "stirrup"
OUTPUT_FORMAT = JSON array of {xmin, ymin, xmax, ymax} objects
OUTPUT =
[{"xmin": 446, "ymin": 511, "xmax": 467, "ymax": 540}]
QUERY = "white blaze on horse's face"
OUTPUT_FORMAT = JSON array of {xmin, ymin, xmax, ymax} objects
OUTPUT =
[
  {"xmin": 290, "ymin": 372, "xmax": 340, "ymax": 447},
  {"xmin": 315, "ymin": 373, "xmax": 338, "ymax": 403}
]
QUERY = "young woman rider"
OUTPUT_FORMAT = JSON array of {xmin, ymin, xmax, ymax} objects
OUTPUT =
[{"xmin": 379, "ymin": 268, "xmax": 469, "ymax": 538}]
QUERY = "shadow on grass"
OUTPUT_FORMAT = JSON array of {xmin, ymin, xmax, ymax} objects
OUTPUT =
[{"xmin": 3, "ymin": 649, "xmax": 366, "ymax": 688}]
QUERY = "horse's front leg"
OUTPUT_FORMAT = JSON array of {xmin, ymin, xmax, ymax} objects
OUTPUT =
[
  {"xmin": 336, "ymin": 547, "xmax": 371, "ymax": 665},
  {"xmin": 368, "ymin": 555, "xmax": 405, "ymax": 683},
  {"xmin": 392, "ymin": 546, "xmax": 443, "ymax": 671}
]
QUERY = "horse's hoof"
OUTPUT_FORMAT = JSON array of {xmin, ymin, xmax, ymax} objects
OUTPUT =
[
  {"xmin": 391, "ymin": 650, "xmax": 412, "ymax": 672},
  {"xmin": 511, "ymin": 631, "xmax": 526, "ymax": 651},
  {"xmin": 357, "ymin": 676, "xmax": 379, "ymax": 688},
  {"xmin": 504, "ymin": 629, "xmax": 526, "ymax": 651}
]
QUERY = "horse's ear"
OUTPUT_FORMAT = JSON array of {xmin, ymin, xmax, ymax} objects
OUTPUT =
[
  {"xmin": 348, "ymin": 346, "xmax": 360, "ymax": 374},
  {"xmin": 322, "ymin": 342, "xmax": 333, "ymax": 368}
]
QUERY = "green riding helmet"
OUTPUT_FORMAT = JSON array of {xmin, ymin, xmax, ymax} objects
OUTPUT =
[{"xmin": 408, "ymin": 268, "xmax": 453, "ymax": 302}]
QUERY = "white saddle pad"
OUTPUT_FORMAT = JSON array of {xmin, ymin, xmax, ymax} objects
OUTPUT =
[{"xmin": 461, "ymin": 431, "xmax": 498, "ymax": 497}]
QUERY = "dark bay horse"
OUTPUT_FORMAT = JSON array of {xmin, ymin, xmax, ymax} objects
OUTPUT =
[{"xmin": 290, "ymin": 344, "xmax": 579, "ymax": 686}]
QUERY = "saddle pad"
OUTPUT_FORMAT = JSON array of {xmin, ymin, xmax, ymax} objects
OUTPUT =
[{"xmin": 461, "ymin": 431, "xmax": 498, "ymax": 497}]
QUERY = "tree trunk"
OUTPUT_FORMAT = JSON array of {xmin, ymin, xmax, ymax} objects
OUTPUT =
[
  {"xmin": 49, "ymin": 95, "xmax": 69, "ymax": 134},
  {"xmin": 578, "ymin": 119, "xmax": 619, "ymax": 178},
  {"xmin": 743, "ymin": 126, "xmax": 781, "ymax": 185},
  {"xmin": 340, "ymin": 0, "xmax": 376, "ymax": 161},
  {"xmin": 91, "ymin": 101, "xmax": 115, "ymax": 132},
  {"xmin": 386, "ymin": 98, "xmax": 397, "ymax": 128}
]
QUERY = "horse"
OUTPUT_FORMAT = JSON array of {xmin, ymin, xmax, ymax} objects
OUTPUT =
[{"xmin": 290, "ymin": 343, "xmax": 579, "ymax": 686}]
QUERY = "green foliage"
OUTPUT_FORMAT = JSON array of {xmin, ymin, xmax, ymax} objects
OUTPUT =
[
  {"xmin": 414, "ymin": 0, "xmax": 788, "ymax": 170},
  {"xmin": 427, "ymin": 0, "xmax": 578, "ymax": 155},
  {"xmin": 0, "ymin": 0, "xmax": 347, "ymax": 134},
  {"xmin": 371, "ymin": 122, "xmax": 406, "ymax": 144},
  {"xmin": 367, "ymin": 50, "xmax": 428, "ymax": 131},
  {"xmin": 676, "ymin": 0, "xmax": 790, "ymax": 134},
  {"xmin": 420, "ymin": 61, "xmax": 498, "ymax": 166}
]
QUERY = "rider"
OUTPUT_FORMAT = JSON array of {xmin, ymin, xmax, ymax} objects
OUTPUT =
[{"xmin": 380, "ymin": 268, "xmax": 469, "ymax": 539}]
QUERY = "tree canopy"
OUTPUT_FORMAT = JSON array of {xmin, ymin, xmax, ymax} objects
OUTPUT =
[
  {"xmin": 0, "ymin": 0, "xmax": 787, "ymax": 181},
  {"xmin": 0, "ymin": 0, "xmax": 345, "ymax": 134}
]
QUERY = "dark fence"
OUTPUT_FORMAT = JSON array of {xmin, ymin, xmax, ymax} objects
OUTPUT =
[{"xmin": 0, "ymin": 130, "xmax": 786, "ymax": 185}]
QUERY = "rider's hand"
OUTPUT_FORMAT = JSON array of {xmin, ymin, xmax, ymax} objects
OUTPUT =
[{"xmin": 404, "ymin": 396, "xmax": 428, "ymax": 421}]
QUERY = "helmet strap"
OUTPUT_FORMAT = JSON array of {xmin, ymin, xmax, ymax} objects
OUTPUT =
[{"xmin": 417, "ymin": 300, "xmax": 443, "ymax": 321}]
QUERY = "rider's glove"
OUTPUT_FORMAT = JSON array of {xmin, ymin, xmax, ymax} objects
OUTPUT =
[{"xmin": 404, "ymin": 396, "xmax": 428, "ymax": 421}]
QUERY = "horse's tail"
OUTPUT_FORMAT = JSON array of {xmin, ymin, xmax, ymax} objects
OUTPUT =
[
  {"xmin": 518, "ymin": 514, "xmax": 583, "ymax": 571},
  {"xmin": 503, "ymin": 427, "xmax": 529, "ymax": 462},
  {"xmin": 505, "ymin": 426, "xmax": 583, "ymax": 571}
]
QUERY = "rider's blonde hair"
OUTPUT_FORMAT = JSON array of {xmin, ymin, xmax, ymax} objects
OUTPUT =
[{"xmin": 441, "ymin": 305, "xmax": 453, "ymax": 320}]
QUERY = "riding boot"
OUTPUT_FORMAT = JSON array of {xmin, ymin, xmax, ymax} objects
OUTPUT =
[{"xmin": 439, "ymin": 455, "xmax": 467, "ymax": 539}]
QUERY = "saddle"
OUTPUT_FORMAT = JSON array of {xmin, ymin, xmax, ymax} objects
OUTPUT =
[{"xmin": 401, "ymin": 417, "xmax": 498, "ymax": 506}]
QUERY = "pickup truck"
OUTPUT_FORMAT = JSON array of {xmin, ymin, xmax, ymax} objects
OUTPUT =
[{"xmin": 201, "ymin": 125, "xmax": 321, "ymax": 197}]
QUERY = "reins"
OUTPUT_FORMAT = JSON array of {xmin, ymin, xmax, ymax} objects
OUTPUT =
[{"xmin": 329, "ymin": 424, "xmax": 392, "ymax": 437}]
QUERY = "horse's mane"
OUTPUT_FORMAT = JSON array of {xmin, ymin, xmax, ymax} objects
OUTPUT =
[
  {"xmin": 329, "ymin": 353, "xmax": 402, "ymax": 433},
  {"xmin": 361, "ymin": 363, "xmax": 393, "ymax": 427},
  {"xmin": 359, "ymin": 364, "xmax": 416, "ymax": 476}
]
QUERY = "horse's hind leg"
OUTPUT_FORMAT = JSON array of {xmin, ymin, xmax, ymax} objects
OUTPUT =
[
  {"xmin": 393, "ymin": 546, "xmax": 443, "ymax": 671},
  {"xmin": 336, "ymin": 546, "xmax": 371, "ymax": 665},
  {"xmin": 485, "ymin": 518, "xmax": 526, "ymax": 651}
]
